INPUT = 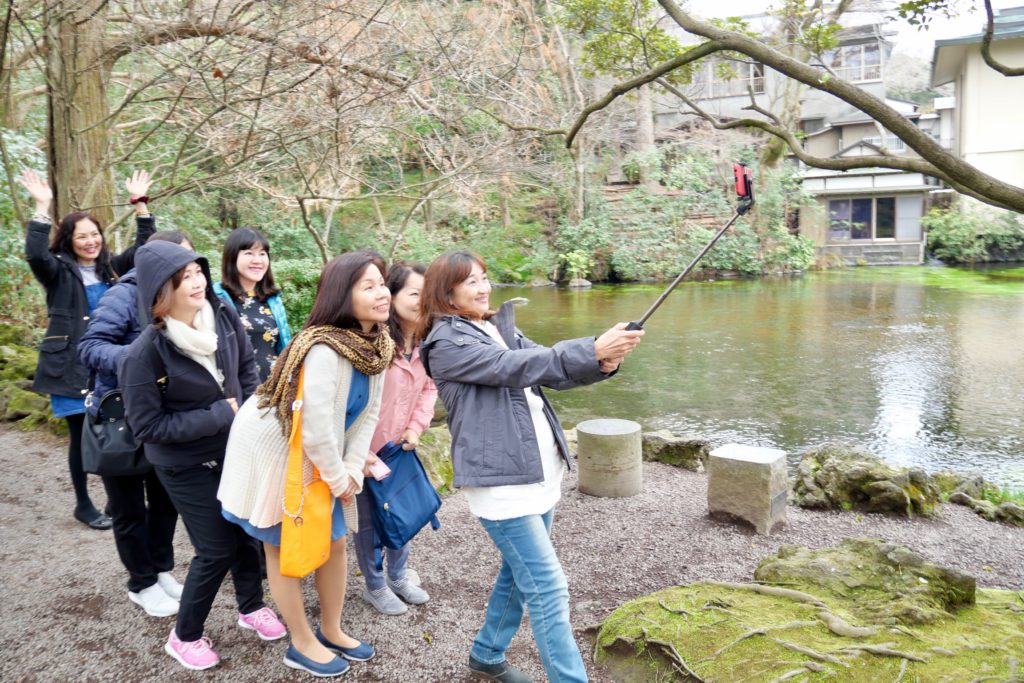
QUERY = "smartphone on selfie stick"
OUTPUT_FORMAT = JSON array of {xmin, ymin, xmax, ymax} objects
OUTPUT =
[{"xmin": 624, "ymin": 163, "xmax": 756, "ymax": 331}]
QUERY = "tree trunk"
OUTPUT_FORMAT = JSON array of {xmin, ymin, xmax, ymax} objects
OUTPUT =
[
  {"xmin": 636, "ymin": 83, "xmax": 658, "ymax": 189},
  {"xmin": 45, "ymin": 0, "xmax": 115, "ymax": 225}
]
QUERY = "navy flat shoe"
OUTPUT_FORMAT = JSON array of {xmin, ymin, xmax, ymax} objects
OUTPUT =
[
  {"xmin": 316, "ymin": 628, "xmax": 375, "ymax": 662},
  {"xmin": 283, "ymin": 643, "xmax": 349, "ymax": 677}
]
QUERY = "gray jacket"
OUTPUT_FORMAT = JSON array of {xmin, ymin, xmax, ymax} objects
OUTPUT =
[{"xmin": 420, "ymin": 301, "xmax": 611, "ymax": 488}]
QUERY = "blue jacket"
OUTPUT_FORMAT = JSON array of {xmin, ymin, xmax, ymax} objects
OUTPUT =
[
  {"xmin": 212, "ymin": 281, "xmax": 292, "ymax": 353},
  {"xmin": 78, "ymin": 269, "xmax": 140, "ymax": 414},
  {"xmin": 420, "ymin": 301, "xmax": 612, "ymax": 488},
  {"xmin": 120, "ymin": 242, "xmax": 259, "ymax": 468}
]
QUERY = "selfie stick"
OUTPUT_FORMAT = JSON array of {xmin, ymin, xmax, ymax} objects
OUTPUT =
[{"xmin": 625, "ymin": 163, "xmax": 755, "ymax": 331}]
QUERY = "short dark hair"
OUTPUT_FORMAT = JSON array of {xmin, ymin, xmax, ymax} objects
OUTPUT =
[
  {"xmin": 386, "ymin": 261, "xmax": 427, "ymax": 350},
  {"xmin": 220, "ymin": 227, "xmax": 280, "ymax": 302},
  {"xmin": 52, "ymin": 212, "xmax": 117, "ymax": 280},
  {"xmin": 304, "ymin": 249, "xmax": 387, "ymax": 331},
  {"xmin": 147, "ymin": 229, "xmax": 193, "ymax": 247},
  {"xmin": 150, "ymin": 265, "xmax": 191, "ymax": 330}
]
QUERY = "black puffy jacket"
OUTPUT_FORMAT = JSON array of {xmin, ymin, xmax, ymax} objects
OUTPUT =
[
  {"xmin": 119, "ymin": 241, "xmax": 259, "ymax": 468},
  {"xmin": 25, "ymin": 215, "xmax": 155, "ymax": 396}
]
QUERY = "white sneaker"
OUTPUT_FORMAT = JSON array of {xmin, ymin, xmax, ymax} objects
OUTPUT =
[
  {"xmin": 157, "ymin": 572, "xmax": 184, "ymax": 601},
  {"xmin": 406, "ymin": 568, "xmax": 421, "ymax": 586},
  {"xmin": 129, "ymin": 584, "xmax": 179, "ymax": 617}
]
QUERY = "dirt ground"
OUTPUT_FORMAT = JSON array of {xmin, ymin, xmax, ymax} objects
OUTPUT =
[{"xmin": 1, "ymin": 424, "xmax": 1022, "ymax": 682}]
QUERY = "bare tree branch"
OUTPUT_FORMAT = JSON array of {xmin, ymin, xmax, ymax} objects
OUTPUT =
[{"xmin": 981, "ymin": 0, "xmax": 1024, "ymax": 77}]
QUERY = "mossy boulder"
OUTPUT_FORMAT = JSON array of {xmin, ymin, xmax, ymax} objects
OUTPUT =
[
  {"xmin": 753, "ymin": 538, "xmax": 975, "ymax": 625},
  {"xmin": 792, "ymin": 443, "xmax": 940, "ymax": 517},
  {"xmin": 418, "ymin": 425, "xmax": 454, "ymax": 495},
  {"xmin": 595, "ymin": 542, "xmax": 1018, "ymax": 683},
  {"xmin": 949, "ymin": 491, "xmax": 1024, "ymax": 527},
  {"xmin": 641, "ymin": 430, "xmax": 709, "ymax": 471},
  {"xmin": 0, "ymin": 344, "xmax": 37, "ymax": 382},
  {"xmin": 932, "ymin": 469, "xmax": 987, "ymax": 499},
  {"xmin": 0, "ymin": 384, "xmax": 48, "ymax": 421}
]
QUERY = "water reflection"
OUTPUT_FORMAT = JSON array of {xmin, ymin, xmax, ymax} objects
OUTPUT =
[{"xmin": 491, "ymin": 268, "xmax": 1024, "ymax": 488}]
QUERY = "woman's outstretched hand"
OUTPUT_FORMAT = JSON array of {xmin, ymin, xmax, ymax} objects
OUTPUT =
[
  {"xmin": 595, "ymin": 323, "xmax": 644, "ymax": 367},
  {"xmin": 124, "ymin": 169, "xmax": 153, "ymax": 200},
  {"xmin": 18, "ymin": 169, "xmax": 53, "ymax": 214}
]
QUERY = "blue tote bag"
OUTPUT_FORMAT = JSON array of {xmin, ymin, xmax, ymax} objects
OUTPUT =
[{"xmin": 364, "ymin": 441, "xmax": 442, "ymax": 570}]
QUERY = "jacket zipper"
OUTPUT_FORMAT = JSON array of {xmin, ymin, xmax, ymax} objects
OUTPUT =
[{"xmin": 42, "ymin": 334, "xmax": 69, "ymax": 341}]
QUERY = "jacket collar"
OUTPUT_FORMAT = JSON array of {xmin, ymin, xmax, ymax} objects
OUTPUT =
[{"xmin": 445, "ymin": 300, "xmax": 518, "ymax": 346}]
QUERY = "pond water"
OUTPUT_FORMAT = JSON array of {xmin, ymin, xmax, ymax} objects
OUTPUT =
[{"xmin": 490, "ymin": 267, "xmax": 1024, "ymax": 489}]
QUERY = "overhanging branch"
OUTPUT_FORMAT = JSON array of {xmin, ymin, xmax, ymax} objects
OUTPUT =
[
  {"xmin": 981, "ymin": 0, "xmax": 1024, "ymax": 77},
  {"xmin": 565, "ymin": 40, "xmax": 725, "ymax": 148}
]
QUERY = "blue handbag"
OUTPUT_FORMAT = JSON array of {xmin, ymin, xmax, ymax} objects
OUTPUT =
[{"xmin": 364, "ymin": 441, "xmax": 442, "ymax": 571}]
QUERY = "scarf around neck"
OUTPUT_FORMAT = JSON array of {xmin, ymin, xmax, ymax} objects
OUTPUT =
[
  {"xmin": 258, "ymin": 324, "xmax": 395, "ymax": 437},
  {"xmin": 163, "ymin": 301, "xmax": 223, "ymax": 388}
]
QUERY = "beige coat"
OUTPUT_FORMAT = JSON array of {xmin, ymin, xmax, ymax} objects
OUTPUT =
[{"xmin": 218, "ymin": 344, "xmax": 384, "ymax": 531}]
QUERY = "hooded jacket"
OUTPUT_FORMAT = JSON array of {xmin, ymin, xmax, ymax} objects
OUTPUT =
[
  {"xmin": 119, "ymin": 241, "xmax": 259, "ymax": 468},
  {"xmin": 77, "ymin": 268, "xmax": 140, "ymax": 412},
  {"xmin": 26, "ymin": 215, "xmax": 155, "ymax": 396}
]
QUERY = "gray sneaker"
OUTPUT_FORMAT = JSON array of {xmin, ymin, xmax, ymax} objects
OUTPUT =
[
  {"xmin": 361, "ymin": 585, "xmax": 408, "ymax": 615},
  {"xmin": 468, "ymin": 656, "xmax": 534, "ymax": 683},
  {"xmin": 388, "ymin": 576, "xmax": 430, "ymax": 605}
]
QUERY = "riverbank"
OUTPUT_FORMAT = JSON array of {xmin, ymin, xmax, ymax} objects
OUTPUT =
[{"xmin": 2, "ymin": 425, "xmax": 1022, "ymax": 682}]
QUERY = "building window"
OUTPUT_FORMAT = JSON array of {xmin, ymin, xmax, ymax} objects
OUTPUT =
[
  {"xmin": 863, "ymin": 133, "xmax": 906, "ymax": 151},
  {"xmin": 828, "ymin": 197, "xmax": 897, "ymax": 241},
  {"xmin": 828, "ymin": 43, "xmax": 882, "ymax": 82},
  {"xmin": 693, "ymin": 60, "xmax": 765, "ymax": 98}
]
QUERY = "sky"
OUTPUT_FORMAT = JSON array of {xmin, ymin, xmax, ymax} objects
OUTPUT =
[{"xmin": 684, "ymin": 0, "xmax": 1023, "ymax": 58}]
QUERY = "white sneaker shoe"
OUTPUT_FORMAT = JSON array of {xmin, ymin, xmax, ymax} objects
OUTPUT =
[
  {"xmin": 129, "ymin": 584, "xmax": 179, "ymax": 617},
  {"xmin": 157, "ymin": 572, "xmax": 184, "ymax": 601}
]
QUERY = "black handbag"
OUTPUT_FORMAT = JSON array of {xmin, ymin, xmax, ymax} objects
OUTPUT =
[{"xmin": 81, "ymin": 389, "xmax": 150, "ymax": 477}]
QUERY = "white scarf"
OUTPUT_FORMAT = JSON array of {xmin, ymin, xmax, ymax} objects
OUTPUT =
[{"xmin": 163, "ymin": 300, "xmax": 224, "ymax": 389}]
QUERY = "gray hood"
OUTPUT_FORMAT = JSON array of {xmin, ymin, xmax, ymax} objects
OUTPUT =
[{"xmin": 134, "ymin": 241, "xmax": 215, "ymax": 325}]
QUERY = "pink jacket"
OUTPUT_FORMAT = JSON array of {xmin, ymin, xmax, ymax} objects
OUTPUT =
[{"xmin": 369, "ymin": 345, "xmax": 439, "ymax": 455}]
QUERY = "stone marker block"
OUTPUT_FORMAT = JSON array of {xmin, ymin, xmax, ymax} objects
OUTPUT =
[
  {"xmin": 577, "ymin": 418, "xmax": 642, "ymax": 498},
  {"xmin": 708, "ymin": 443, "xmax": 787, "ymax": 534}
]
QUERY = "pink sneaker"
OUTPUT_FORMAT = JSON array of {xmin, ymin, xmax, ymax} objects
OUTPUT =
[
  {"xmin": 238, "ymin": 606, "xmax": 287, "ymax": 641},
  {"xmin": 164, "ymin": 629, "xmax": 220, "ymax": 670}
]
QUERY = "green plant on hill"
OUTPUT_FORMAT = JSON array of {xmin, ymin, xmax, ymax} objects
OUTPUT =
[
  {"xmin": 560, "ymin": 250, "xmax": 592, "ymax": 280},
  {"xmin": 925, "ymin": 207, "xmax": 1024, "ymax": 264}
]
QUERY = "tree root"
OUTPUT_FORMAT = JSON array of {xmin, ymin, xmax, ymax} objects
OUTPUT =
[
  {"xmin": 835, "ymin": 644, "xmax": 928, "ymax": 663},
  {"xmin": 659, "ymin": 600, "xmax": 693, "ymax": 617},
  {"xmin": 769, "ymin": 638, "xmax": 849, "ymax": 667},
  {"xmin": 704, "ymin": 581, "xmax": 828, "ymax": 609},
  {"xmin": 700, "ymin": 621, "xmax": 817, "ymax": 661},
  {"xmin": 894, "ymin": 658, "xmax": 908, "ymax": 683},
  {"xmin": 647, "ymin": 637, "xmax": 705, "ymax": 682},
  {"xmin": 816, "ymin": 609, "xmax": 877, "ymax": 638}
]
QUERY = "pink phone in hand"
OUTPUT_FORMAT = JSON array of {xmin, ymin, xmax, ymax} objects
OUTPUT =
[{"xmin": 368, "ymin": 458, "xmax": 392, "ymax": 481}]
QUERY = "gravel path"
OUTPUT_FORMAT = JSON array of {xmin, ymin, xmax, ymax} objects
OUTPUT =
[{"xmin": 1, "ymin": 425, "xmax": 1022, "ymax": 682}]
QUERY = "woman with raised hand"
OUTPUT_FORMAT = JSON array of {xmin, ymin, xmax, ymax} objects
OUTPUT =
[
  {"xmin": 213, "ymin": 227, "xmax": 291, "ymax": 381},
  {"xmin": 78, "ymin": 230, "xmax": 194, "ymax": 619},
  {"xmin": 355, "ymin": 262, "xmax": 437, "ymax": 615},
  {"xmin": 20, "ymin": 168, "xmax": 156, "ymax": 531},
  {"xmin": 120, "ymin": 241, "xmax": 285, "ymax": 671},
  {"xmin": 419, "ymin": 251, "xmax": 643, "ymax": 683},
  {"xmin": 220, "ymin": 249, "xmax": 393, "ymax": 678}
]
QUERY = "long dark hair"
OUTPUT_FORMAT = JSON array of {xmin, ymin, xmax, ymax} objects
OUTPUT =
[
  {"xmin": 305, "ymin": 249, "xmax": 387, "ymax": 331},
  {"xmin": 52, "ymin": 212, "xmax": 117, "ymax": 281},
  {"xmin": 220, "ymin": 227, "xmax": 280, "ymax": 302},
  {"xmin": 386, "ymin": 262, "xmax": 426, "ymax": 351},
  {"xmin": 418, "ymin": 250, "xmax": 493, "ymax": 339}
]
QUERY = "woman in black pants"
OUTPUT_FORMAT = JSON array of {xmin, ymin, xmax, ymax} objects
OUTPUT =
[
  {"xmin": 120, "ymin": 241, "xmax": 284, "ymax": 671},
  {"xmin": 78, "ymin": 230, "xmax": 194, "ymax": 618},
  {"xmin": 20, "ymin": 169, "xmax": 155, "ymax": 530}
]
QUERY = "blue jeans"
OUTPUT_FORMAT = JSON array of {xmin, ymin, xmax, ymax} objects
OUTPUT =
[
  {"xmin": 471, "ymin": 508, "xmax": 586, "ymax": 683},
  {"xmin": 353, "ymin": 489, "xmax": 410, "ymax": 590}
]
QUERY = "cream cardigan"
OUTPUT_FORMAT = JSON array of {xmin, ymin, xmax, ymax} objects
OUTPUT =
[{"xmin": 218, "ymin": 344, "xmax": 385, "ymax": 531}]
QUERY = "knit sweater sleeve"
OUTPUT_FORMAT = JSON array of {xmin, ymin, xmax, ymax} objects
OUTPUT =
[{"xmin": 300, "ymin": 344, "xmax": 353, "ymax": 497}]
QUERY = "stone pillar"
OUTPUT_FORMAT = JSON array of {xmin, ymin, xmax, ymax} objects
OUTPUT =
[
  {"xmin": 707, "ymin": 444, "xmax": 788, "ymax": 534},
  {"xmin": 577, "ymin": 418, "xmax": 642, "ymax": 498}
]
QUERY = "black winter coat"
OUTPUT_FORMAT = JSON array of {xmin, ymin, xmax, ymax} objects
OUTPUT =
[
  {"xmin": 25, "ymin": 215, "xmax": 155, "ymax": 396},
  {"xmin": 119, "ymin": 241, "xmax": 260, "ymax": 468}
]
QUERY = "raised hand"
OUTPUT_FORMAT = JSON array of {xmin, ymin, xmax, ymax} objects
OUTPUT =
[
  {"xmin": 594, "ymin": 322, "xmax": 644, "ymax": 362},
  {"xmin": 124, "ymin": 169, "xmax": 153, "ymax": 200},
  {"xmin": 17, "ymin": 169, "xmax": 53, "ymax": 213}
]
